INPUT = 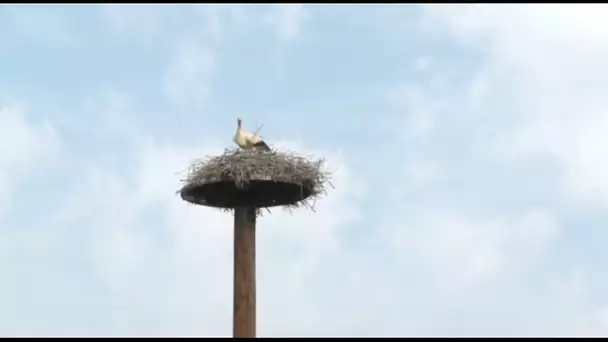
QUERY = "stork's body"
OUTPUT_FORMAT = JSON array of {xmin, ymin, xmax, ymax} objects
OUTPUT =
[{"xmin": 233, "ymin": 118, "xmax": 271, "ymax": 151}]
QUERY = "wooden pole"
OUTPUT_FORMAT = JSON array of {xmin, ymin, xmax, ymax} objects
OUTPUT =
[{"xmin": 233, "ymin": 206, "xmax": 256, "ymax": 338}]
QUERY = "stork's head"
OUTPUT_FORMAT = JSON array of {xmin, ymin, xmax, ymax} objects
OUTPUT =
[{"xmin": 237, "ymin": 118, "xmax": 242, "ymax": 128}]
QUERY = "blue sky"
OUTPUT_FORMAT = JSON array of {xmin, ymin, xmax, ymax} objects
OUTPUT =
[{"xmin": 3, "ymin": 4, "xmax": 608, "ymax": 337}]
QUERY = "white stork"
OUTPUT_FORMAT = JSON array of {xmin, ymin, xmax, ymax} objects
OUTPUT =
[{"xmin": 233, "ymin": 118, "xmax": 271, "ymax": 152}]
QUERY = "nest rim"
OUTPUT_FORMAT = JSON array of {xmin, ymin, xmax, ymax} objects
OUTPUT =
[{"xmin": 179, "ymin": 179, "xmax": 315, "ymax": 209}]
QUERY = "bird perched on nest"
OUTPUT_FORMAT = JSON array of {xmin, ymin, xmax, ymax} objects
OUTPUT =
[{"xmin": 233, "ymin": 118, "xmax": 272, "ymax": 152}]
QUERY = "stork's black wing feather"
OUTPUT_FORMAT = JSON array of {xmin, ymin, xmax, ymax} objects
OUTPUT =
[{"xmin": 253, "ymin": 140, "xmax": 271, "ymax": 151}]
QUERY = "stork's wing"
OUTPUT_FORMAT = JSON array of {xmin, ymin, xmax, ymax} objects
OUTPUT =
[{"xmin": 253, "ymin": 140, "xmax": 271, "ymax": 151}]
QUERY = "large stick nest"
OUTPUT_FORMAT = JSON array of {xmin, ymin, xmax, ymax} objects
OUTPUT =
[{"xmin": 177, "ymin": 148, "xmax": 333, "ymax": 211}]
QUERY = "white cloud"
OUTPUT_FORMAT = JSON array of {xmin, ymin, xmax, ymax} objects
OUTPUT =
[
  {"xmin": 163, "ymin": 38, "xmax": 216, "ymax": 109},
  {"xmin": 0, "ymin": 105, "xmax": 57, "ymax": 169},
  {"xmin": 0, "ymin": 105, "xmax": 60, "ymax": 215},
  {"xmin": 271, "ymin": 4, "xmax": 306, "ymax": 44},
  {"xmin": 423, "ymin": 5, "xmax": 608, "ymax": 209},
  {"xmin": 386, "ymin": 83, "xmax": 437, "ymax": 139},
  {"xmin": 415, "ymin": 56, "xmax": 430, "ymax": 72},
  {"xmin": 403, "ymin": 158, "xmax": 440, "ymax": 187},
  {"xmin": 388, "ymin": 208, "xmax": 559, "ymax": 295}
]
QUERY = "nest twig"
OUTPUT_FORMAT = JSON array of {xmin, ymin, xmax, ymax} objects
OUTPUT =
[{"xmin": 177, "ymin": 148, "xmax": 333, "ymax": 213}]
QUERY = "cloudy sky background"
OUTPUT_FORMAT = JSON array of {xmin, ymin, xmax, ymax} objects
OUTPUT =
[{"xmin": 2, "ymin": 4, "xmax": 608, "ymax": 337}]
